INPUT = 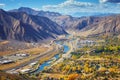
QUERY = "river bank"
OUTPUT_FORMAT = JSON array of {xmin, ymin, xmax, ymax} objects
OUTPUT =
[{"xmin": 32, "ymin": 43, "xmax": 70, "ymax": 74}]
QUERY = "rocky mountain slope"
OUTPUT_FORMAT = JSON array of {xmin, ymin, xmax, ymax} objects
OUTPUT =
[
  {"xmin": 79, "ymin": 15, "xmax": 120, "ymax": 36},
  {"xmin": 10, "ymin": 7, "xmax": 97, "ymax": 30},
  {"xmin": 0, "ymin": 9, "xmax": 67, "ymax": 42},
  {"xmin": 9, "ymin": 7, "xmax": 120, "ymax": 37}
]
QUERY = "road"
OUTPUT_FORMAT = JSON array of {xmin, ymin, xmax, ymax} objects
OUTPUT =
[{"xmin": 4, "ymin": 47, "xmax": 57, "ymax": 71}]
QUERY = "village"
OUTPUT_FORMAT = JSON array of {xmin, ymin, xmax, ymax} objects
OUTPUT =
[{"xmin": 0, "ymin": 53, "xmax": 29, "ymax": 65}]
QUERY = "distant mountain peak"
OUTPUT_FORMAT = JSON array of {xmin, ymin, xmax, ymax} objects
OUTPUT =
[
  {"xmin": 0, "ymin": 9, "xmax": 6, "ymax": 13},
  {"xmin": 10, "ymin": 7, "xmax": 61, "ymax": 16},
  {"xmin": 19, "ymin": 7, "xmax": 32, "ymax": 9}
]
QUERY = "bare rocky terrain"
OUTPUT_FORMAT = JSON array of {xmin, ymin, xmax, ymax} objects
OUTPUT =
[
  {"xmin": 0, "ymin": 9, "xmax": 67, "ymax": 42},
  {"xmin": 11, "ymin": 7, "xmax": 120, "ymax": 37}
]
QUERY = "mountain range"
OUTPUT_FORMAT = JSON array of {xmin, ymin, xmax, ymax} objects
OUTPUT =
[
  {"xmin": 11, "ymin": 7, "xmax": 120, "ymax": 37},
  {"xmin": 9, "ymin": 7, "xmax": 61, "ymax": 19},
  {"xmin": 9, "ymin": 7, "xmax": 107, "ymax": 30},
  {"xmin": 0, "ymin": 7, "xmax": 120, "ymax": 42},
  {"xmin": 79, "ymin": 15, "xmax": 120, "ymax": 37},
  {"xmin": 0, "ymin": 9, "xmax": 67, "ymax": 42}
]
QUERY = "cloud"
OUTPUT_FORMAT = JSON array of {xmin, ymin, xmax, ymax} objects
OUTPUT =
[
  {"xmin": 58, "ymin": 0, "xmax": 93, "ymax": 7},
  {"xmin": 100, "ymin": 0, "xmax": 120, "ymax": 3},
  {"xmin": 42, "ymin": 0, "xmax": 120, "ymax": 16},
  {"xmin": 42, "ymin": 0, "xmax": 94, "ymax": 9},
  {"xmin": 0, "ymin": 3, "xmax": 5, "ymax": 7},
  {"xmin": 99, "ymin": 0, "xmax": 108, "ymax": 3},
  {"xmin": 42, "ymin": 0, "xmax": 95, "ymax": 13},
  {"xmin": 32, "ymin": 8, "xmax": 40, "ymax": 11}
]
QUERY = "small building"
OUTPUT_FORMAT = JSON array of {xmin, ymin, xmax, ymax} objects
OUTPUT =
[
  {"xmin": 0, "ymin": 59, "xmax": 14, "ymax": 64},
  {"xmin": 6, "ymin": 69, "xmax": 18, "ymax": 74},
  {"xmin": 29, "ymin": 61, "xmax": 38, "ymax": 66},
  {"xmin": 20, "ymin": 69, "xmax": 31, "ymax": 73},
  {"xmin": 15, "ymin": 53, "xmax": 29, "ymax": 57},
  {"xmin": 77, "ymin": 40, "xmax": 96, "ymax": 47}
]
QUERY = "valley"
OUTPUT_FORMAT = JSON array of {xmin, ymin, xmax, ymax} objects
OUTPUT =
[
  {"xmin": 1, "ymin": 33, "xmax": 120, "ymax": 80},
  {"xmin": 37, "ymin": 36, "xmax": 120, "ymax": 80},
  {"xmin": 0, "ymin": 4, "xmax": 120, "ymax": 80}
]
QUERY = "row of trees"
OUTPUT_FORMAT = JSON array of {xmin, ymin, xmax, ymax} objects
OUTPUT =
[{"xmin": 95, "ymin": 45, "xmax": 120, "ymax": 53}]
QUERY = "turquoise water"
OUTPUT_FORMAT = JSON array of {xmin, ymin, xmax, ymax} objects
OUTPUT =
[
  {"xmin": 63, "ymin": 45, "xmax": 70, "ymax": 53},
  {"xmin": 36, "ymin": 54, "xmax": 59, "ymax": 71},
  {"xmin": 36, "ymin": 44, "xmax": 69, "ymax": 72},
  {"xmin": 37, "ymin": 61, "xmax": 50, "ymax": 71}
]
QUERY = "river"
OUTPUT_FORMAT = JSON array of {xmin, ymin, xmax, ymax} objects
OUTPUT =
[{"xmin": 35, "ymin": 41, "xmax": 70, "ymax": 73}]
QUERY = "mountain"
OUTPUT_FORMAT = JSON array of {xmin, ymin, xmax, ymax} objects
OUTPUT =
[
  {"xmin": 49, "ymin": 16, "xmax": 99, "ymax": 30},
  {"xmin": 9, "ymin": 7, "xmax": 111, "ymax": 30},
  {"xmin": 72, "ymin": 12, "xmax": 115, "ymax": 17},
  {"xmin": 9, "ymin": 7, "xmax": 96, "ymax": 30},
  {"xmin": 9, "ymin": 7, "xmax": 94, "ymax": 28},
  {"xmin": 79, "ymin": 15, "xmax": 120, "ymax": 37},
  {"xmin": 10, "ymin": 7, "xmax": 120, "ymax": 37},
  {"xmin": 10, "ymin": 8, "xmax": 74, "ymax": 28},
  {"xmin": 10, "ymin": 7, "xmax": 61, "ymax": 19},
  {"xmin": 0, "ymin": 9, "xmax": 67, "ymax": 42}
]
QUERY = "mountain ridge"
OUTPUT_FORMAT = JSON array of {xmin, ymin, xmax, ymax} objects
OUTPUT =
[
  {"xmin": 7, "ymin": 7, "xmax": 120, "ymax": 37},
  {"xmin": 79, "ymin": 14, "xmax": 120, "ymax": 37},
  {"xmin": 0, "ymin": 9, "xmax": 67, "ymax": 42}
]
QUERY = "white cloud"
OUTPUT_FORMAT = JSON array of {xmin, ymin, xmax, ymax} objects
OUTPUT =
[
  {"xmin": 42, "ymin": 0, "xmax": 120, "ymax": 16},
  {"xmin": 43, "ymin": 0, "xmax": 94, "ymax": 9},
  {"xmin": 0, "ymin": 3, "xmax": 5, "ymax": 7},
  {"xmin": 99, "ymin": 0, "xmax": 120, "ymax": 3},
  {"xmin": 99, "ymin": 0, "xmax": 108, "ymax": 3},
  {"xmin": 58, "ymin": 0, "xmax": 93, "ymax": 7},
  {"xmin": 32, "ymin": 8, "xmax": 40, "ymax": 11}
]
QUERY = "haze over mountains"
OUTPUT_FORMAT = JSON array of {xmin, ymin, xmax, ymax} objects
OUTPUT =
[{"xmin": 0, "ymin": 7, "xmax": 120, "ymax": 42}]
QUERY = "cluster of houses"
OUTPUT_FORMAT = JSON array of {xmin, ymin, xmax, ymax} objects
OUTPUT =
[
  {"xmin": 77, "ymin": 40, "xmax": 96, "ymax": 47},
  {"xmin": 17, "ymin": 61, "xmax": 38, "ymax": 74},
  {"xmin": 0, "ymin": 53, "xmax": 29, "ymax": 64},
  {"xmin": 0, "ymin": 56, "xmax": 14, "ymax": 64},
  {"xmin": 14, "ymin": 53, "xmax": 29, "ymax": 57},
  {"xmin": 6, "ymin": 61, "xmax": 38, "ymax": 74},
  {"xmin": 6, "ymin": 53, "xmax": 29, "ymax": 61}
]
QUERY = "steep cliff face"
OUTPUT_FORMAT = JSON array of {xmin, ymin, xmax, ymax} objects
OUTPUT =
[{"xmin": 0, "ymin": 9, "xmax": 67, "ymax": 42}]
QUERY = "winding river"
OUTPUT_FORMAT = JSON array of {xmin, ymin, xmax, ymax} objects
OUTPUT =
[{"xmin": 35, "ymin": 42, "xmax": 70, "ymax": 73}]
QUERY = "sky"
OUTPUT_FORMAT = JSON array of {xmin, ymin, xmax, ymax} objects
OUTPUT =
[{"xmin": 0, "ymin": 0, "xmax": 120, "ymax": 16}]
